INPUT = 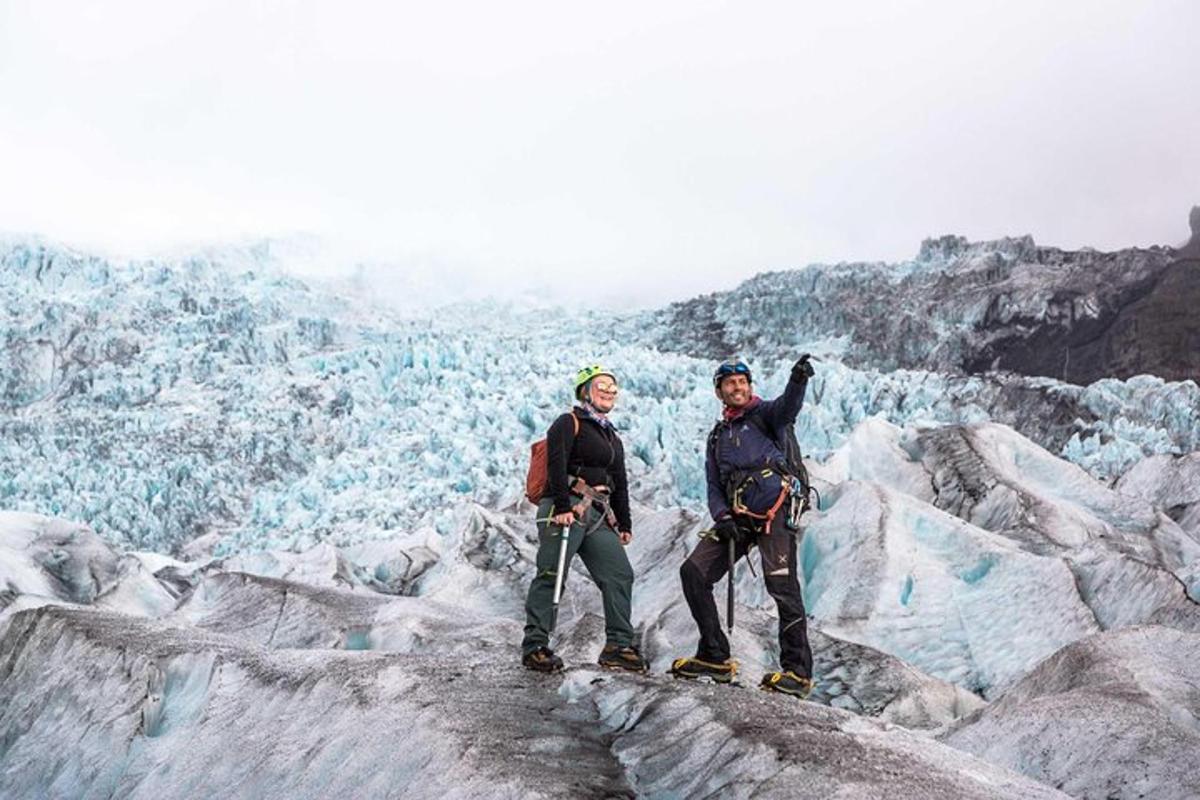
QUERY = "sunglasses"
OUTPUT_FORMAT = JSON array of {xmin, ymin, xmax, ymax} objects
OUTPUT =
[{"xmin": 715, "ymin": 362, "xmax": 750, "ymax": 377}]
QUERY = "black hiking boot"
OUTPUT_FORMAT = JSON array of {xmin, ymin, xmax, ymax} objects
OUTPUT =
[
  {"xmin": 598, "ymin": 644, "xmax": 649, "ymax": 673},
  {"xmin": 759, "ymin": 670, "xmax": 813, "ymax": 699},
  {"xmin": 669, "ymin": 656, "xmax": 738, "ymax": 684},
  {"xmin": 522, "ymin": 646, "xmax": 564, "ymax": 673}
]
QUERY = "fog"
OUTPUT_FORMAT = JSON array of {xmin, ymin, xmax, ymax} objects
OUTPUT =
[{"xmin": 1, "ymin": 1, "xmax": 1197, "ymax": 306}]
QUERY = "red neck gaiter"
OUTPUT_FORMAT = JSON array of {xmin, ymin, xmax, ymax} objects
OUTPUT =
[{"xmin": 722, "ymin": 395, "xmax": 762, "ymax": 422}]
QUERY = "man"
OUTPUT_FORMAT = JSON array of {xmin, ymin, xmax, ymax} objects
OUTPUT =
[
  {"xmin": 521, "ymin": 364, "xmax": 648, "ymax": 673},
  {"xmin": 670, "ymin": 356, "xmax": 815, "ymax": 698}
]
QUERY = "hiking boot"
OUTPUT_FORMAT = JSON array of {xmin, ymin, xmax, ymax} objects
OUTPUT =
[
  {"xmin": 669, "ymin": 656, "xmax": 738, "ymax": 683},
  {"xmin": 760, "ymin": 670, "xmax": 813, "ymax": 699},
  {"xmin": 598, "ymin": 644, "xmax": 649, "ymax": 673},
  {"xmin": 522, "ymin": 646, "xmax": 564, "ymax": 673}
]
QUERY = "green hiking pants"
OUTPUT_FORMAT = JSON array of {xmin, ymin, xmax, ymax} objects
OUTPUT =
[{"xmin": 521, "ymin": 497, "xmax": 635, "ymax": 654}]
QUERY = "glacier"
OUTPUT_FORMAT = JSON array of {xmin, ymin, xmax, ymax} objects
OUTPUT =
[
  {"xmin": 2, "ymin": 238, "xmax": 1198, "ymax": 555},
  {"xmin": 941, "ymin": 625, "xmax": 1200, "ymax": 799},
  {"xmin": 2, "ymin": 231, "xmax": 1200, "ymax": 798}
]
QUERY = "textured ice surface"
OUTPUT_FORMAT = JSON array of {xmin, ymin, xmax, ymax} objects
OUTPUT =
[
  {"xmin": 943, "ymin": 625, "xmax": 1200, "ymax": 800},
  {"xmin": 2, "ymin": 239, "xmax": 1197, "ymax": 556},
  {"xmin": 4, "ymin": 236, "xmax": 1200, "ymax": 796},
  {"xmin": 1117, "ymin": 452, "xmax": 1200, "ymax": 541},
  {"xmin": 913, "ymin": 423, "xmax": 1200, "ymax": 621},
  {"xmin": 0, "ymin": 510, "xmax": 177, "ymax": 625},
  {"xmin": 649, "ymin": 235, "xmax": 1188, "ymax": 384},
  {"xmin": 0, "ymin": 606, "xmax": 1064, "ymax": 800},
  {"xmin": 803, "ymin": 480, "xmax": 1100, "ymax": 697},
  {"xmin": 3, "ymin": 417, "xmax": 1195, "ymax": 796},
  {"xmin": 804, "ymin": 420, "xmax": 1200, "ymax": 697},
  {"xmin": 0, "ymin": 506, "xmax": 1043, "ymax": 798}
]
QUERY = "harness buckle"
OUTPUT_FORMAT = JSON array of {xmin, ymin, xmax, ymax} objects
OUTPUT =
[{"xmin": 569, "ymin": 477, "xmax": 620, "ymax": 533}]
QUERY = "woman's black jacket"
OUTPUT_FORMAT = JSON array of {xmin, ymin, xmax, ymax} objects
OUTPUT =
[{"xmin": 545, "ymin": 409, "xmax": 631, "ymax": 532}]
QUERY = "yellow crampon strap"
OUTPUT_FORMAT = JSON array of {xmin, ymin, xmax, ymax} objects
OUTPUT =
[
  {"xmin": 671, "ymin": 657, "xmax": 739, "ymax": 677},
  {"xmin": 762, "ymin": 671, "xmax": 813, "ymax": 698}
]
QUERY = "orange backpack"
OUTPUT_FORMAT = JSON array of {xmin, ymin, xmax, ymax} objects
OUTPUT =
[{"xmin": 525, "ymin": 412, "xmax": 580, "ymax": 504}]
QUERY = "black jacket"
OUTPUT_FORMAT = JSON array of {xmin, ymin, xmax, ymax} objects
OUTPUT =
[{"xmin": 546, "ymin": 409, "xmax": 632, "ymax": 532}]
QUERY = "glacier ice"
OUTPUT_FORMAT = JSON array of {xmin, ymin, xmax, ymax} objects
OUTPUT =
[
  {"xmin": 649, "ymin": 234, "xmax": 1187, "ymax": 384},
  {"xmin": 1, "ymin": 506, "xmax": 1051, "ymax": 797},
  {"xmin": 2, "ymin": 239, "xmax": 1198, "ymax": 557},
  {"xmin": 804, "ymin": 420, "xmax": 1200, "ymax": 685},
  {"xmin": 1116, "ymin": 451, "xmax": 1200, "ymax": 541},
  {"xmin": 802, "ymin": 480, "xmax": 1100, "ymax": 697},
  {"xmin": 943, "ymin": 625, "xmax": 1200, "ymax": 800},
  {"xmin": 3, "ymin": 233, "xmax": 1200, "ymax": 796},
  {"xmin": 0, "ymin": 603, "xmax": 1065, "ymax": 799}
]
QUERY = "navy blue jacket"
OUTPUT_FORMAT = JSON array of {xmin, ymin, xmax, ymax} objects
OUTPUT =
[{"xmin": 706, "ymin": 375, "xmax": 808, "ymax": 521}]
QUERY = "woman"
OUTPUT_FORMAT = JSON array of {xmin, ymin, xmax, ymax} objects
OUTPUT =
[{"xmin": 521, "ymin": 364, "xmax": 647, "ymax": 673}]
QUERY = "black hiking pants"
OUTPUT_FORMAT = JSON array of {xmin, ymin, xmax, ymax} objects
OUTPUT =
[{"xmin": 680, "ymin": 514, "xmax": 813, "ymax": 678}]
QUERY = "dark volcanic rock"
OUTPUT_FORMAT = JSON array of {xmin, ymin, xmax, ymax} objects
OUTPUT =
[
  {"xmin": 652, "ymin": 209, "xmax": 1200, "ymax": 385},
  {"xmin": 968, "ymin": 252, "xmax": 1200, "ymax": 384}
]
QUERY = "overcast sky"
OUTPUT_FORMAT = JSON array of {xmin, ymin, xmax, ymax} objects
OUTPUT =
[{"xmin": 1, "ymin": 1, "xmax": 1197, "ymax": 306}]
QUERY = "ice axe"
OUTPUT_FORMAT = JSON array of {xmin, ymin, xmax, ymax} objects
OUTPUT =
[
  {"xmin": 551, "ymin": 519, "xmax": 572, "ymax": 609},
  {"xmin": 727, "ymin": 534, "xmax": 736, "ymax": 632}
]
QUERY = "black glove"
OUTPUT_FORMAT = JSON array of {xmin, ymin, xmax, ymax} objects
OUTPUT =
[
  {"xmin": 714, "ymin": 517, "xmax": 740, "ymax": 543},
  {"xmin": 792, "ymin": 353, "xmax": 815, "ymax": 381}
]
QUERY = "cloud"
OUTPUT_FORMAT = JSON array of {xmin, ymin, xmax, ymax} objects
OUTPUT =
[{"xmin": 2, "ymin": 1, "xmax": 1197, "ymax": 306}]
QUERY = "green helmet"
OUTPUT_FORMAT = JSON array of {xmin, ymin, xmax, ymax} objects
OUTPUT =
[{"xmin": 574, "ymin": 364, "xmax": 616, "ymax": 399}]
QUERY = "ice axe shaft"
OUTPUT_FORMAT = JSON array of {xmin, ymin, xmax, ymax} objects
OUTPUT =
[
  {"xmin": 727, "ymin": 535, "xmax": 735, "ymax": 632},
  {"xmin": 552, "ymin": 522, "xmax": 571, "ymax": 606}
]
